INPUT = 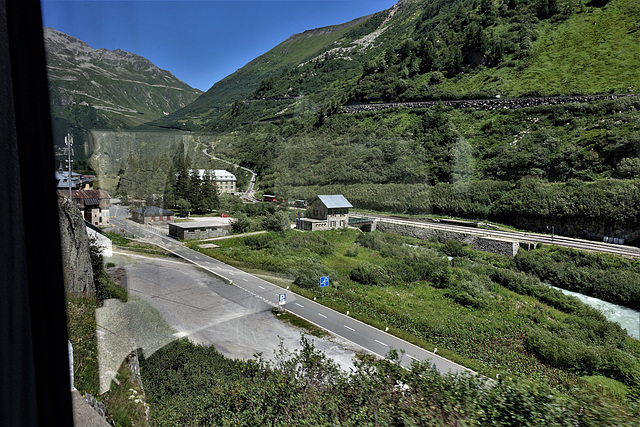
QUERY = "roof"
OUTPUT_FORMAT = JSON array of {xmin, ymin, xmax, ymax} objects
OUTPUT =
[
  {"xmin": 194, "ymin": 169, "xmax": 236, "ymax": 181},
  {"xmin": 55, "ymin": 170, "xmax": 94, "ymax": 189},
  {"xmin": 131, "ymin": 206, "xmax": 174, "ymax": 216},
  {"xmin": 169, "ymin": 218, "xmax": 230, "ymax": 229},
  {"xmin": 57, "ymin": 189, "xmax": 109, "ymax": 200},
  {"xmin": 316, "ymin": 195, "xmax": 353, "ymax": 209}
]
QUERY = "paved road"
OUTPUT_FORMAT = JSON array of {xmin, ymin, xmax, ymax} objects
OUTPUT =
[
  {"xmin": 109, "ymin": 204, "xmax": 470, "ymax": 375},
  {"xmin": 202, "ymin": 149, "xmax": 258, "ymax": 202}
]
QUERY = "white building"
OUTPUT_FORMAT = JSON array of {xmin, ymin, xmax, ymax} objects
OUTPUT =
[{"xmin": 194, "ymin": 169, "xmax": 237, "ymax": 194}]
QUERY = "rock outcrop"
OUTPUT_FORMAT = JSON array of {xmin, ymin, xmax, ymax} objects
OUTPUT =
[{"xmin": 58, "ymin": 196, "xmax": 95, "ymax": 296}]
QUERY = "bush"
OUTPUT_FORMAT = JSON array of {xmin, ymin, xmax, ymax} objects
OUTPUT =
[
  {"xmin": 350, "ymin": 263, "xmax": 389, "ymax": 286},
  {"xmin": 291, "ymin": 259, "xmax": 336, "ymax": 289},
  {"xmin": 231, "ymin": 214, "xmax": 250, "ymax": 234},
  {"xmin": 345, "ymin": 247, "xmax": 359, "ymax": 257},
  {"xmin": 244, "ymin": 233, "xmax": 275, "ymax": 249},
  {"xmin": 262, "ymin": 211, "xmax": 289, "ymax": 232}
]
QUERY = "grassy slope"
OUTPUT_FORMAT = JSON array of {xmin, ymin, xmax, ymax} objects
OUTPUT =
[
  {"xmin": 424, "ymin": 0, "xmax": 640, "ymax": 97},
  {"xmin": 152, "ymin": 16, "xmax": 377, "ymax": 129},
  {"xmin": 186, "ymin": 229, "xmax": 639, "ymax": 396}
]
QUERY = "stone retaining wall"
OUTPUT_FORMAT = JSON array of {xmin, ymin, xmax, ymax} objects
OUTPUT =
[
  {"xmin": 342, "ymin": 94, "xmax": 635, "ymax": 114},
  {"xmin": 377, "ymin": 220, "xmax": 522, "ymax": 257}
]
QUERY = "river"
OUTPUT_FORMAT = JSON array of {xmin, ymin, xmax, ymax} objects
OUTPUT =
[{"xmin": 549, "ymin": 285, "xmax": 639, "ymax": 340}]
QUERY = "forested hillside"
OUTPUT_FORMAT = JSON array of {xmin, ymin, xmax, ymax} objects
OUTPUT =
[{"xmin": 146, "ymin": 0, "xmax": 640, "ymax": 243}]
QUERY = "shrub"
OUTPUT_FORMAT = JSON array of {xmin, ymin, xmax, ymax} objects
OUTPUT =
[
  {"xmin": 262, "ymin": 211, "xmax": 289, "ymax": 232},
  {"xmin": 350, "ymin": 263, "xmax": 389, "ymax": 286},
  {"xmin": 345, "ymin": 247, "xmax": 359, "ymax": 257},
  {"xmin": 231, "ymin": 214, "xmax": 250, "ymax": 234},
  {"xmin": 292, "ymin": 260, "xmax": 335, "ymax": 289},
  {"xmin": 244, "ymin": 233, "xmax": 274, "ymax": 249}
]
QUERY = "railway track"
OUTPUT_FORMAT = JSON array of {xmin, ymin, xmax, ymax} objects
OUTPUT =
[{"xmin": 357, "ymin": 213, "xmax": 640, "ymax": 259}]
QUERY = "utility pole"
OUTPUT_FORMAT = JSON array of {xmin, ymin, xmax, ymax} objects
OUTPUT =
[{"xmin": 64, "ymin": 132, "xmax": 73, "ymax": 199}]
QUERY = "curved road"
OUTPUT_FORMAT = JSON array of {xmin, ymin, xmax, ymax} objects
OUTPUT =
[
  {"xmin": 109, "ymin": 204, "xmax": 469, "ymax": 375},
  {"xmin": 202, "ymin": 149, "xmax": 258, "ymax": 202}
]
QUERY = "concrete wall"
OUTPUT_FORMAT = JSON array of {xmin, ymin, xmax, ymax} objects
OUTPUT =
[
  {"xmin": 342, "ymin": 94, "xmax": 634, "ymax": 114},
  {"xmin": 377, "ymin": 219, "xmax": 521, "ymax": 257}
]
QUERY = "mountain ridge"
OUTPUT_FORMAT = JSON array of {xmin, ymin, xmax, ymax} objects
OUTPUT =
[
  {"xmin": 149, "ymin": 0, "xmax": 638, "ymax": 131},
  {"xmin": 44, "ymin": 27, "xmax": 202, "ymax": 130}
]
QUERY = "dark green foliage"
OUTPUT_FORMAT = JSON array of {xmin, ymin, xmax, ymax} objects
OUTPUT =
[
  {"xmin": 292, "ymin": 260, "xmax": 335, "ymax": 289},
  {"xmin": 262, "ymin": 211, "xmax": 289, "ymax": 232},
  {"xmin": 230, "ymin": 214, "xmax": 250, "ymax": 234},
  {"xmin": 350, "ymin": 262, "xmax": 389, "ymax": 286},
  {"xmin": 141, "ymin": 338, "xmax": 638, "ymax": 426},
  {"xmin": 244, "ymin": 233, "xmax": 275, "ymax": 249},
  {"xmin": 90, "ymin": 242, "xmax": 127, "ymax": 303},
  {"xmin": 514, "ymin": 246, "xmax": 640, "ymax": 309},
  {"xmin": 442, "ymin": 240, "xmax": 473, "ymax": 258},
  {"xmin": 525, "ymin": 329, "xmax": 635, "ymax": 380}
]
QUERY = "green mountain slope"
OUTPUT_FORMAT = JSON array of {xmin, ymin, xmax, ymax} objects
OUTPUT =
[
  {"xmin": 150, "ymin": 13, "xmax": 381, "ymax": 130},
  {"xmin": 154, "ymin": 0, "xmax": 638, "ymax": 131},
  {"xmin": 99, "ymin": 0, "xmax": 640, "ymax": 243},
  {"xmin": 45, "ymin": 27, "xmax": 202, "ymax": 130}
]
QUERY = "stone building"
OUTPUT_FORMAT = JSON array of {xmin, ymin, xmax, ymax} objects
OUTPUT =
[{"xmin": 298, "ymin": 195, "xmax": 353, "ymax": 231}]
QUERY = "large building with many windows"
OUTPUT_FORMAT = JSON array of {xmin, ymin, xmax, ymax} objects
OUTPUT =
[{"xmin": 194, "ymin": 169, "xmax": 237, "ymax": 194}]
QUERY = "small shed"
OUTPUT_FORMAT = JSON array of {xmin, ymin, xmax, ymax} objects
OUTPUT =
[{"xmin": 130, "ymin": 206, "xmax": 174, "ymax": 225}]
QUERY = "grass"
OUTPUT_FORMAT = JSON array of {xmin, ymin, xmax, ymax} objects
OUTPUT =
[
  {"xmin": 273, "ymin": 310, "xmax": 330, "ymax": 339},
  {"xmin": 102, "ymin": 358, "xmax": 149, "ymax": 427},
  {"xmin": 581, "ymin": 375, "xmax": 629, "ymax": 399},
  {"xmin": 104, "ymin": 231, "xmax": 178, "ymax": 258},
  {"xmin": 185, "ymin": 228, "xmax": 639, "ymax": 396},
  {"xmin": 67, "ymin": 293, "xmax": 100, "ymax": 396}
]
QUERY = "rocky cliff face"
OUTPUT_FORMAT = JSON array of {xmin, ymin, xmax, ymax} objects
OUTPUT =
[
  {"xmin": 86, "ymin": 129, "xmax": 218, "ymax": 187},
  {"xmin": 58, "ymin": 197, "xmax": 95, "ymax": 296}
]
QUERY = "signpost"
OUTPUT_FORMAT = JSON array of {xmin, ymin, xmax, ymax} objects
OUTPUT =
[
  {"xmin": 320, "ymin": 276, "xmax": 329, "ymax": 301},
  {"xmin": 278, "ymin": 293, "xmax": 286, "ymax": 313}
]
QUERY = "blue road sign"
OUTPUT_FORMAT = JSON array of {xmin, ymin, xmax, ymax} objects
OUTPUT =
[
  {"xmin": 278, "ymin": 293, "xmax": 286, "ymax": 305},
  {"xmin": 320, "ymin": 276, "xmax": 329, "ymax": 287}
]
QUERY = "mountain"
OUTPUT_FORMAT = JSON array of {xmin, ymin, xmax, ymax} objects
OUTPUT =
[
  {"xmin": 140, "ymin": 0, "xmax": 640, "ymax": 243},
  {"xmin": 152, "ymin": 0, "xmax": 639, "ymax": 131},
  {"xmin": 44, "ymin": 27, "xmax": 202, "ymax": 130},
  {"xmin": 149, "ymin": 12, "xmax": 380, "ymax": 131}
]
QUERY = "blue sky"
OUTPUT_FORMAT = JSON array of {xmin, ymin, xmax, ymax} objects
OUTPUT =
[{"xmin": 40, "ymin": 0, "xmax": 398, "ymax": 91}]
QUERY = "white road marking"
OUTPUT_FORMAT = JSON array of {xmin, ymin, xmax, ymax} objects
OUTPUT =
[
  {"xmin": 318, "ymin": 313, "xmax": 327, "ymax": 318},
  {"xmin": 242, "ymin": 278, "xmax": 249, "ymax": 282},
  {"xmin": 258, "ymin": 285, "xmax": 265, "ymax": 290},
  {"xmin": 408, "ymin": 354, "xmax": 419, "ymax": 361},
  {"xmin": 295, "ymin": 303, "xmax": 304, "ymax": 308},
  {"xmin": 375, "ymin": 339, "xmax": 388, "ymax": 347},
  {"xmin": 344, "ymin": 325, "xmax": 355, "ymax": 331}
]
